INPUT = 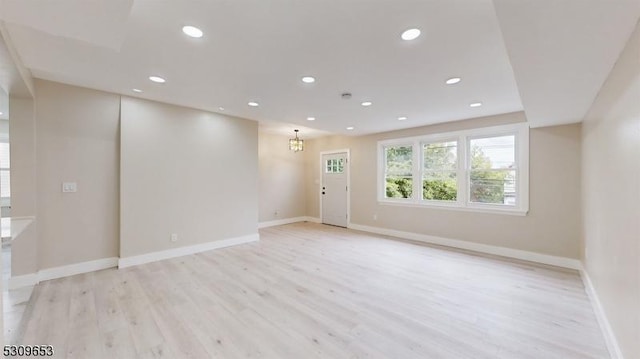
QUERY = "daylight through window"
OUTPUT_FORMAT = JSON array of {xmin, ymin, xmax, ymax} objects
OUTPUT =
[
  {"xmin": 384, "ymin": 145, "xmax": 413, "ymax": 199},
  {"xmin": 377, "ymin": 124, "xmax": 528, "ymax": 215}
]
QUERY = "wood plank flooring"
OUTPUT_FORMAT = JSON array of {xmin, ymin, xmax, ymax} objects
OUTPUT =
[{"xmin": 11, "ymin": 222, "xmax": 609, "ymax": 358}]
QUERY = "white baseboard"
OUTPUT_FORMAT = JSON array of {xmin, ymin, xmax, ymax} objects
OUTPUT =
[
  {"xmin": 8, "ymin": 257, "xmax": 118, "ymax": 290},
  {"xmin": 8, "ymin": 234, "xmax": 260, "ymax": 289},
  {"xmin": 259, "ymin": 217, "xmax": 309, "ymax": 229},
  {"xmin": 8, "ymin": 273, "xmax": 38, "ymax": 290},
  {"xmin": 580, "ymin": 268, "xmax": 623, "ymax": 359},
  {"xmin": 118, "ymin": 233, "xmax": 259, "ymax": 269},
  {"xmin": 258, "ymin": 216, "xmax": 321, "ymax": 228},
  {"xmin": 39, "ymin": 257, "xmax": 118, "ymax": 282},
  {"xmin": 348, "ymin": 223, "xmax": 582, "ymax": 270}
]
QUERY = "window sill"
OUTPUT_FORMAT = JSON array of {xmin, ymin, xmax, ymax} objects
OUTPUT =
[{"xmin": 377, "ymin": 200, "xmax": 528, "ymax": 216}]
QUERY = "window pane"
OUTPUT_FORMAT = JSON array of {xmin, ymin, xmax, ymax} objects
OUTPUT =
[
  {"xmin": 470, "ymin": 170, "xmax": 516, "ymax": 205},
  {"xmin": 0, "ymin": 143, "xmax": 9, "ymax": 169},
  {"xmin": 385, "ymin": 145, "xmax": 412, "ymax": 176},
  {"xmin": 423, "ymin": 141, "xmax": 457, "ymax": 171},
  {"xmin": 0, "ymin": 170, "xmax": 9, "ymax": 198},
  {"xmin": 385, "ymin": 176, "xmax": 413, "ymax": 198},
  {"xmin": 470, "ymin": 135, "xmax": 515, "ymax": 170},
  {"xmin": 326, "ymin": 159, "xmax": 345, "ymax": 174},
  {"xmin": 423, "ymin": 171, "xmax": 457, "ymax": 201}
]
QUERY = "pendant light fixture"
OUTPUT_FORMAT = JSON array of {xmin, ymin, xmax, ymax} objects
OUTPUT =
[{"xmin": 289, "ymin": 129, "xmax": 304, "ymax": 152}]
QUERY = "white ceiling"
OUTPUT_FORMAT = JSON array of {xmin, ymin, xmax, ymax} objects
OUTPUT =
[
  {"xmin": 493, "ymin": 0, "xmax": 640, "ymax": 128},
  {"xmin": 259, "ymin": 121, "xmax": 331, "ymax": 139},
  {"xmin": 0, "ymin": 0, "xmax": 638, "ymax": 135}
]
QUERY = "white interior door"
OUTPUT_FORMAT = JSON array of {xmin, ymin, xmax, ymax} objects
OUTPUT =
[{"xmin": 321, "ymin": 152, "xmax": 348, "ymax": 227}]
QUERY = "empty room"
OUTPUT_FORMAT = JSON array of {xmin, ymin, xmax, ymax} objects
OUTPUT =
[{"xmin": 0, "ymin": 0, "xmax": 638, "ymax": 358}]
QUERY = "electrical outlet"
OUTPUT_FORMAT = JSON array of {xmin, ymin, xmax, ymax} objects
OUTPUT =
[
  {"xmin": 170, "ymin": 233, "xmax": 178, "ymax": 242},
  {"xmin": 373, "ymin": 214, "xmax": 377, "ymax": 221},
  {"xmin": 274, "ymin": 210, "xmax": 279, "ymax": 216}
]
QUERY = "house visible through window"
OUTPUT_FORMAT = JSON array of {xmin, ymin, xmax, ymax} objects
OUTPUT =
[
  {"xmin": 377, "ymin": 123, "xmax": 528, "ymax": 215},
  {"xmin": 469, "ymin": 135, "xmax": 516, "ymax": 205}
]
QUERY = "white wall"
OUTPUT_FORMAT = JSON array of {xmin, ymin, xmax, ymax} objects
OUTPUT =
[
  {"xmin": 34, "ymin": 80, "xmax": 120, "ymax": 269},
  {"xmin": 258, "ymin": 132, "xmax": 307, "ymax": 223},
  {"xmin": 581, "ymin": 20, "xmax": 640, "ymax": 359},
  {"xmin": 305, "ymin": 112, "xmax": 583, "ymax": 259},
  {"xmin": 120, "ymin": 97, "xmax": 258, "ymax": 258},
  {"xmin": 7, "ymin": 80, "xmax": 261, "ymax": 280},
  {"xmin": 8, "ymin": 96, "xmax": 37, "ymax": 275}
]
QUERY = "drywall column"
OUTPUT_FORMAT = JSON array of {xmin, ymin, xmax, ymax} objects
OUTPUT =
[
  {"xmin": 120, "ymin": 97, "xmax": 259, "ymax": 259},
  {"xmin": 9, "ymin": 96, "xmax": 37, "ymax": 276},
  {"xmin": 581, "ymin": 20, "xmax": 640, "ymax": 359},
  {"xmin": 34, "ymin": 80, "xmax": 120, "ymax": 270}
]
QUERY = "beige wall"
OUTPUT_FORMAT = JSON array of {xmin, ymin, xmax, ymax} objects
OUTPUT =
[
  {"xmin": 120, "ymin": 97, "xmax": 258, "ymax": 257},
  {"xmin": 2, "ymin": 115, "xmax": 9, "ymax": 214},
  {"xmin": 305, "ymin": 112, "xmax": 582, "ymax": 258},
  {"xmin": 12, "ymin": 80, "xmax": 260, "ymax": 272},
  {"xmin": 581, "ymin": 21, "xmax": 640, "ymax": 359},
  {"xmin": 35, "ymin": 80, "xmax": 120, "ymax": 269},
  {"xmin": 9, "ymin": 96, "xmax": 38, "ymax": 275},
  {"xmin": 258, "ymin": 132, "xmax": 306, "ymax": 222}
]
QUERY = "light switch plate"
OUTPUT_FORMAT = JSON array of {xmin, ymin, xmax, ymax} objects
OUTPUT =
[{"xmin": 62, "ymin": 182, "xmax": 77, "ymax": 193}]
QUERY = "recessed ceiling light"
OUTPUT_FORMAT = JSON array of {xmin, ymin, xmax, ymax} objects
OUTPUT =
[
  {"xmin": 0, "ymin": 112, "xmax": 3, "ymax": 115},
  {"xmin": 182, "ymin": 25, "xmax": 203, "ymax": 38},
  {"xmin": 149, "ymin": 76, "xmax": 166, "ymax": 83},
  {"xmin": 301, "ymin": 76, "xmax": 316, "ymax": 84},
  {"xmin": 361, "ymin": 101, "xmax": 372, "ymax": 107},
  {"xmin": 446, "ymin": 77, "xmax": 461, "ymax": 85},
  {"xmin": 401, "ymin": 28, "xmax": 421, "ymax": 41},
  {"xmin": 470, "ymin": 102, "xmax": 483, "ymax": 108},
  {"xmin": 248, "ymin": 101, "xmax": 259, "ymax": 107},
  {"xmin": 398, "ymin": 116, "xmax": 407, "ymax": 121},
  {"xmin": 132, "ymin": 88, "xmax": 142, "ymax": 93},
  {"xmin": 346, "ymin": 126, "xmax": 354, "ymax": 130},
  {"xmin": 218, "ymin": 107, "xmax": 225, "ymax": 111},
  {"xmin": 307, "ymin": 117, "xmax": 316, "ymax": 121}
]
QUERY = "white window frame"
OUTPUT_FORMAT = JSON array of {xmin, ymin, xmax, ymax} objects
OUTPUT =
[
  {"xmin": 420, "ymin": 137, "xmax": 462, "ymax": 207},
  {"xmin": 381, "ymin": 143, "xmax": 415, "ymax": 203},
  {"xmin": 377, "ymin": 123, "xmax": 529, "ymax": 216}
]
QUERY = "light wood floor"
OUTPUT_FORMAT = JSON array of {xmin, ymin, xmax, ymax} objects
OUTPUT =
[{"xmin": 12, "ymin": 222, "xmax": 608, "ymax": 358}]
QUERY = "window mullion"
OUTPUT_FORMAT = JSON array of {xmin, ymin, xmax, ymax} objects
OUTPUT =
[
  {"xmin": 413, "ymin": 142, "xmax": 421, "ymax": 202},
  {"xmin": 378, "ymin": 123, "xmax": 528, "ymax": 214},
  {"xmin": 457, "ymin": 135, "xmax": 467, "ymax": 207}
]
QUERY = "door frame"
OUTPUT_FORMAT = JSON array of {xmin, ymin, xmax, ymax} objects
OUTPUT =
[{"xmin": 319, "ymin": 149, "xmax": 351, "ymax": 227}]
